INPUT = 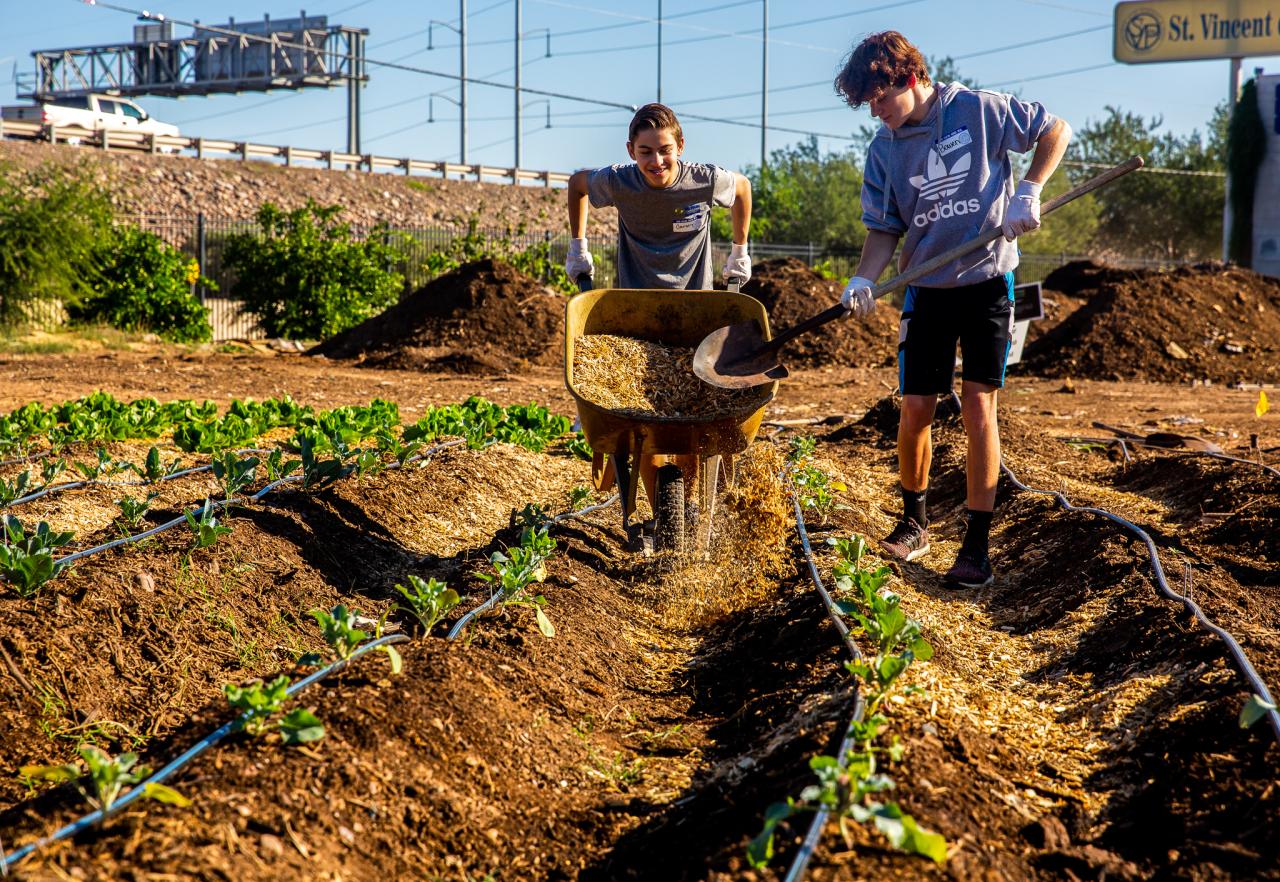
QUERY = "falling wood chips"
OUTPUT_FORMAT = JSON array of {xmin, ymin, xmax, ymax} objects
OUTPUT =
[{"xmin": 573, "ymin": 335, "xmax": 768, "ymax": 418}]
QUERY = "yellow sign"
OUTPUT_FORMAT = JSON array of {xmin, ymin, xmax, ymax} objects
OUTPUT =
[{"xmin": 1115, "ymin": 1, "xmax": 1280, "ymax": 62}]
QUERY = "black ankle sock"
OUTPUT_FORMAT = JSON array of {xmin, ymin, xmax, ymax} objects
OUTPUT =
[
  {"xmin": 901, "ymin": 486, "xmax": 928, "ymax": 528},
  {"xmin": 962, "ymin": 509, "xmax": 994, "ymax": 555}
]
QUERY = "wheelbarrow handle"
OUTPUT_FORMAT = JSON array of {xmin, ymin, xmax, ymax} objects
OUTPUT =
[{"xmin": 757, "ymin": 156, "xmax": 1145, "ymax": 356}]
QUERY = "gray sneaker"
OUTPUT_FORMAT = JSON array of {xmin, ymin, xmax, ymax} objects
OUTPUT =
[
  {"xmin": 944, "ymin": 549, "xmax": 994, "ymax": 589},
  {"xmin": 879, "ymin": 518, "xmax": 930, "ymax": 562}
]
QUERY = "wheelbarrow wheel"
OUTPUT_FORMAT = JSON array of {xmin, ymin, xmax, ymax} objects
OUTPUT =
[{"xmin": 653, "ymin": 464, "xmax": 686, "ymax": 554}]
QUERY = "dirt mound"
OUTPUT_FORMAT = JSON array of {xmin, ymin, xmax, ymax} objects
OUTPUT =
[
  {"xmin": 1019, "ymin": 261, "xmax": 1280, "ymax": 384},
  {"xmin": 737, "ymin": 258, "xmax": 898, "ymax": 368},
  {"xmin": 310, "ymin": 259, "xmax": 563, "ymax": 373}
]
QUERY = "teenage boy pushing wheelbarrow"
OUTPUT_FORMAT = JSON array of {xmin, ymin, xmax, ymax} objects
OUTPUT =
[
  {"xmin": 835, "ymin": 31, "xmax": 1071, "ymax": 588},
  {"xmin": 565, "ymin": 103, "xmax": 753, "ymax": 545}
]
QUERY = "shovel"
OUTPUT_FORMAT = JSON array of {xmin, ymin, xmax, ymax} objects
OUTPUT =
[{"xmin": 693, "ymin": 156, "xmax": 1145, "ymax": 389}]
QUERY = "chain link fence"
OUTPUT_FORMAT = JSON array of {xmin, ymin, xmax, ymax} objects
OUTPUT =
[{"xmin": 123, "ymin": 214, "xmax": 1176, "ymax": 341}]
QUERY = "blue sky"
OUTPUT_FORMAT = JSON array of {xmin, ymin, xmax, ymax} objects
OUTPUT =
[{"xmin": 2, "ymin": 0, "xmax": 1277, "ymax": 175}]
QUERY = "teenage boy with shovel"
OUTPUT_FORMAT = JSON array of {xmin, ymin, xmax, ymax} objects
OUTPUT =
[
  {"xmin": 564, "ymin": 103, "xmax": 753, "ymax": 547},
  {"xmin": 836, "ymin": 31, "xmax": 1071, "ymax": 588}
]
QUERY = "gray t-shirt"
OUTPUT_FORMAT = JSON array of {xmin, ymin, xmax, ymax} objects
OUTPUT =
[{"xmin": 587, "ymin": 161, "xmax": 736, "ymax": 289}]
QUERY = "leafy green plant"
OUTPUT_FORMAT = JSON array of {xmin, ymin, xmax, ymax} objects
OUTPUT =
[
  {"xmin": 308, "ymin": 604, "xmax": 402, "ymax": 674},
  {"xmin": 564, "ymin": 431, "xmax": 592, "ymax": 461},
  {"xmin": 70, "ymin": 226, "xmax": 214, "ymax": 343},
  {"xmin": 139, "ymin": 446, "xmax": 183, "ymax": 483},
  {"xmin": 183, "ymin": 500, "xmax": 232, "ymax": 550},
  {"xmin": 278, "ymin": 709, "xmax": 326, "ymax": 745},
  {"xmin": 478, "ymin": 525, "xmax": 557, "ymax": 638},
  {"xmin": 568, "ymin": 486, "xmax": 593, "ymax": 510},
  {"xmin": 0, "ymin": 469, "xmax": 33, "ymax": 505},
  {"xmin": 298, "ymin": 435, "xmax": 351, "ymax": 489},
  {"xmin": 21, "ymin": 744, "xmax": 189, "ymax": 814},
  {"xmin": 263, "ymin": 448, "xmax": 301, "ymax": 482},
  {"xmin": 211, "ymin": 451, "xmax": 259, "ymax": 499},
  {"xmin": 223, "ymin": 201, "xmax": 405, "ymax": 339},
  {"xmin": 788, "ymin": 434, "xmax": 818, "ymax": 463},
  {"xmin": 0, "ymin": 515, "xmax": 73, "ymax": 597},
  {"xmin": 115, "ymin": 491, "xmax": 159, "ymax": 529},
  {"xmin": 73, "ymin": 448, "xmax": 129, "ymax": 482},
  {"xmin": 395, "ymin": 575, "xmax": 461, "ymax": 634},
  {"xmin": 375, "ymin": 428, "xmax": 422, "ymax": 467},
  {"xmin": 225, "ymin": 674, "xmax": 290, "ymax": 736},
  {"xmin": 40, "ymin": 457, "xmax": 67, "ymax": 486}
]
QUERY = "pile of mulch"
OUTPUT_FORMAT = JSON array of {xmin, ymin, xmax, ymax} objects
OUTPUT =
[
  {"xmin": 736, "ymin": 258, "xmax": 898, "ymax": 368},
  {"xmin": 309, "ymin": 258, "xmax": 563, "ymax": 373},
  {"xmin": 1018, "ymin": 260, "xmax": 1280, "ymax": 384}
]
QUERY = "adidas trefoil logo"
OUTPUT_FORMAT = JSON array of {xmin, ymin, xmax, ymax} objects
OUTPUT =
[{"xmin": 909, "ymin": 148, "xmax": 971, "ymax": 201}]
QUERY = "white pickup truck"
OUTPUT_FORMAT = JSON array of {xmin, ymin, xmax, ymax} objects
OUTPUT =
[{"xmin": 1, "ymin": 94, "xmax": 179, "ymax": 138}]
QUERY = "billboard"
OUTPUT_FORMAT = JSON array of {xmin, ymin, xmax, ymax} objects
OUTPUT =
[{"xmin": 1115, "ymin": 0, "xmax": 1280, "ymax": 63}]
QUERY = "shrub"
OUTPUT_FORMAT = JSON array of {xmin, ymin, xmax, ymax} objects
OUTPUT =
[
  {"xmin": 223, "ymin": 201, "xmax": 404, "ymax": 340},
  {"xmin": 0, "ymin": 163, "xmax": 113, "ymax": 328},
  {"xmin": 71, "ymin": 227, "xmax": 213, "ymax": 343}
]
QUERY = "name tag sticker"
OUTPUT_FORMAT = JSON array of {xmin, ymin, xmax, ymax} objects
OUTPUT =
[
  {"xmin": 937, "ymin": 126, "xmax": 972, "ymax": 157},
  {"xmin": 672, "ymin": 203, "xmax": 708, "ymax": 233}
]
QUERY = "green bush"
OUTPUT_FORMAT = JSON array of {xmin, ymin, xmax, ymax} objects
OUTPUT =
[
  {"xmin": 223, "ymin": 201, "xmax": 404, "ymax": 340},
  {"xmin": 404, "ymin": 217, "xmax": 576, "ymax": 294},
  {"xmin": 71, "ymin": 227, "xmax": 213, "ymax": 343},
  {"xmin": 0, "ymin": 163, "xmax": 113, "ymax": 328}
]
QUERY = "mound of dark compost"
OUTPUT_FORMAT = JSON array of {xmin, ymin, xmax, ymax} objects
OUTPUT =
[
  {"xmin": 309, "ymin": 258, "xmax": 563, "ymax": 373},
  {"xmin": 736, "ymin": 257, "xmax": 898, "ymax": 368},
  {"xmin": 1019, "ymin": 260, "xmax": 1280, "ymax": 384}
]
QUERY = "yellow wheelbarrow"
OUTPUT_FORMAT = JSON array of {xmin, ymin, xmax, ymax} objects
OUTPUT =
[{"xmin": 564, "ymin": 285, "xmax": 777, "ymax": 554}]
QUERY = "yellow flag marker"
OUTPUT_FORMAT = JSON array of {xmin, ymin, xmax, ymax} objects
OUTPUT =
[{"xmin": 1258, "ymin": 390, "xmax": 1271, "ymax": 418}]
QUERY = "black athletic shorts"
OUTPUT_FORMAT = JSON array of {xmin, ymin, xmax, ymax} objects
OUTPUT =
[{"xmin": 898, "ymin": 271, "xmax": 1015, "ymax": 395}]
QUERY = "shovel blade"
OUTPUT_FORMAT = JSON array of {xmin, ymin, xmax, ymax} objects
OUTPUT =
[{"xmin": 692, "ymin": 321, "xmax": 790, "ymax": 389}]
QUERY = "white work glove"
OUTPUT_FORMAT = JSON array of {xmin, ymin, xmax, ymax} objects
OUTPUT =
[
  {"xmin": 565, "ymin": 238, "xmax": 594, "ymax": 283},
  {"xmin": 1002, "ymin": 179, "xmax": 1042, "ymax": 242},
  {"xmin": 840, "ymin": 276, "xmax": 876, "ymax": 318},
  {"xmin": 722, "ymin": 243, "xmax": 751, "ymax": 284}
]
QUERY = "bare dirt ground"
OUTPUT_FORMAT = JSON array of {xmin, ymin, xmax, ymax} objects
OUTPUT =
[{"xmin": 0, "ymin": 344, "xmax": 1276, "ymax": 882}]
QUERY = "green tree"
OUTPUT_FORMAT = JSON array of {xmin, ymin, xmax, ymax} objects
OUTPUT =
[
  {"xmin": 223, "ymin": 201, "xmax": 404, "ymax": 340},
  {"xmin": 0, "ymin": 163, "xmax": 112, "ymax": 328},
  {"xmin": 72, "ymin": 227, "xmax": 213, "ymax": 343},
  {"xmin": 1066, "ymin": 104, "xmax": 1227, "ymax": 260}
]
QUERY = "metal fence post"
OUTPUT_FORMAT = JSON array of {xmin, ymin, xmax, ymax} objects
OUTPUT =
[{"xmin": 197, "ymin": 212, "xmax": 207, "ymax": 304}]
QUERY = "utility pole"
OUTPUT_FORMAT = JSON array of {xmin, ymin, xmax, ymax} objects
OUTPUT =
[
  {"xmin": 1222, "ymin": 56, "xmax": 1243, "ymax": 261},
  {"xmin": 760, "ymin": 0, "xmax": 768, "ymax": 172},
  {"xmin": 428, "ymin": 2, "xmax": 469, "ymax": 165},
  {"xmin": 657, "ymin": 0, "xmax": 662, "ymax": 103},
  {"xmin": 515, "ymin": 0, "xmax": 522, "ymax": 169},
  {"xmin": 347, "ymin": 29, "xmax": 364, "ymax": 155}
]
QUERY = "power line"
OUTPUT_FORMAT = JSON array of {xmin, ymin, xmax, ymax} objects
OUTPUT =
[
  {"xmin": 986, "ymin": 61, "xmax": 1119, "ymax": 88},
  {"xmin": 953, "ymin": 24, "xmax": 1110, "ymax": 60}
]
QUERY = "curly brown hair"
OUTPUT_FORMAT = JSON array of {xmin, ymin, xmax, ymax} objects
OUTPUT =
[
  {"xmin": 628, "ymin": 103, "xmax": 684, "ymax": 144},
  {"xmin": 834, "ymin": 31, "xmax": 930, "ymax": 108}
]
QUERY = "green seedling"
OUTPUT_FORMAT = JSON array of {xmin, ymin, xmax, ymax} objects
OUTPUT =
[
  {"xmin": 184, "ymin": 499, "xmax": 232, "ymax": 549},
  {"xmin": 395, "ymin": 575, "xmax": 461, "ymax": 634},
  {"xmin": 298, "ymin": 435, "xmax": 351, "ymax": 489},
  {"xmin": 21, "ymin": 744, "xmax": 189, "ymax": 815},
  {"xmin": 568, "ymin": 485, "xmax": 593, "ymax": 510},
  {"xmin": 0, "ymin": 470, "xmax": 33, "ymax": 506},
  {"xmin": 40, "ymin": 457, "xmax": 67, "ymax": 487},
  {"xmin": 478, "ymin": 526, "xmax": 557, "ymax": 637},
  {"xmin": 211, "ymin": 451, "xmax": 259, "ymax": 499},
  {"xmin": 788, "ymin": 434, "xmax": 817, "ymax": 463},
  {"xmin": 1240, "ymin": 694, "xmax": 1278, "ymax": 729},
  {"xmin": 225, "ymin": 674, "xmax": 290, "ymax": 736},
  {"xmin": 352, "ymin": 447, "xmax": 383, "ymax": 476},
  {"xmin": 565, "ymin": 432, "xmax": 592, "ymax": 461},
  {"xmin": 374, "ymin": 428, "xmax": 422, "ymax": 467},
  {"xmin": 73, "ymin": 448, "xmax": 128, "ymax": 482},
  {"xmin": 792, "ymin": 462, "xmax": 847, "ymax": 525},
  {"xmin": 514, "ymin": 503, "xmax": 550, "ymax": 532},
  {"xmin": 263, "ymin": 448, "xmax": 301, "ymax": 482},
  {"xmin": 115, "ymin": 491, "xmax": 159, "ymax": 529},
  {"xmin": 308, "ymin": 604, "xmax": 401, "ymax": 674},
  {"xmin": 278, "ymin": 708, "xmax": 326, "ymax": 745},
  {"xmin": 0, "ymin": 515, "xmax": 74, "ymax": 597},
  {"xmin": 139, "ymin": 446, "xmax": 182, "ymax": 483}
]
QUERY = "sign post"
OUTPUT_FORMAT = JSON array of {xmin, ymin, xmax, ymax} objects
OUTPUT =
[{"xmin": 1114, "ymin": 0, "xmax": 1279, "ymax": 259}]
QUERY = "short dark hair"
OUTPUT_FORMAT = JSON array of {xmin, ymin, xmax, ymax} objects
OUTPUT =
[
  {"xmin": 834, "ymin": 31, "xmax": 930, "ymax": 108},
  {"xmin": 628, "ymin": 103, "xmax": 683, "ymax": 144}
]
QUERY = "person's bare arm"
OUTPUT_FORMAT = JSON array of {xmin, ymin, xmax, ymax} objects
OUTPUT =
[
  {"xmin": 730, "ymin": 173, "xmax": 751, "ymax": 245},
  {"xmin": 1023, "ymin": 118, "xmax": 1071, "ymax": 185},
  {"xmin": 853, "ymin": 229, "xmax": 900, "ymax": 282},
  {"xmin": 567, "ymin": 169, "xmax": 590, "ymax": 237}
]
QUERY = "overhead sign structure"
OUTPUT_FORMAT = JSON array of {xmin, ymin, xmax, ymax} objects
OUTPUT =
[{"xmin": 1114, "ymin": 0, "xmax": 1280, "ymax": 63}]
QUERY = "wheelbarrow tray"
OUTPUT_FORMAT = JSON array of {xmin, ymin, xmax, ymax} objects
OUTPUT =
[{"xmin": 564, "ymin": 287, "xmax": 777, "ymax": 458}]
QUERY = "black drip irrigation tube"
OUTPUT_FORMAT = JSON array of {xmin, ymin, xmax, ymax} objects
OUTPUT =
[
  {"xmin": 1002, "ymin": 461, "xmax": 1280, "ymax": 745},
  {"xmin": 445, "ymin": 493, "xmax": 620, "ymax": 640},
  {"xmin": 1061, "ymin": 436, "xmax": 1280, "ymax": 480},
  {"xmin": 782, "ymin": 491, "xmax": 866, "ymax": 882},
  {"xmin": 0, "ymin": 632, "xmax": 409, "ymax": 871},
  {"xmin": 1, "ymin": 449, "xmax": 277, "ymax": 512}
]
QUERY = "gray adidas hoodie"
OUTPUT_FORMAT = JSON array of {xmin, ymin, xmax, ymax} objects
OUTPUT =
[{"xmin": 861, "ymin": 82, "xmax": 1058, "ymax": 288}]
